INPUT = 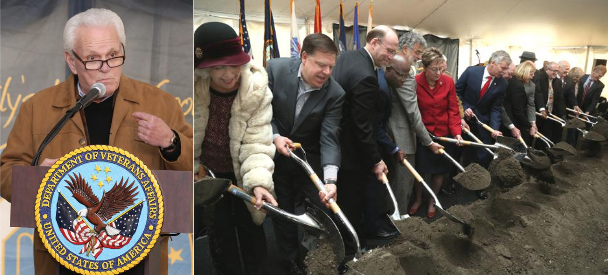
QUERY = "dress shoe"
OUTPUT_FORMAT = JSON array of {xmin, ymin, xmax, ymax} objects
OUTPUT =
[
  {"xmin": 476, "ymin": 190, "xmax": 488, "ymax": 200},
  {"xmin": 427, "ymin": 208, "xmax": 437, "ymax": 219}
]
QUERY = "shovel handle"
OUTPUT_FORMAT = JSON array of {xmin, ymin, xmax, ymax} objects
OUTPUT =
[
  {"xmin": 479, "ymin": 122, "xmax": 496, "ymax": 134},
  {"xmin": 227, "ymin": 185, "xmax": 279, "ymax": 213},
  {"xmin": 435, "ymin": 136, "xmax": 498, "ymax": 149},
  {"xmin": 472, "ymin": 116, "xmax": 495, "ymax": 134},
  {"xmin": 288, "ymin": 143, "xmax": 302, "ymax": 150},
  {"xmin": 401, "ymin": 159, "xmax": 443, "ymax": 209},
  {"xmin": 517, "ymin": 136, "xmax": 528, "ymax": 148},
  {"xmin": 439, "ymin": 148, "xmax": 466, "ymax": 172},
  {"xmin": 401, "ymin": 159, "xmax": 424, "ymax": 183}
]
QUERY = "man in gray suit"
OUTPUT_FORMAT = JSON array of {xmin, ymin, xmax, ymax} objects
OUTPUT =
[
  {"xmin": 266, "ymin": 33, "xmax": 345, "ymax": 274},
  {"xmin": 387, "ymin": 31, "xmax": 442, "ymax": 215}
]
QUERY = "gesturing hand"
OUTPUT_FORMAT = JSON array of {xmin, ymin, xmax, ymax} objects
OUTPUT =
[{"xmin": 133, "ymin": 112, "xmax": 174, "ymax": 148}]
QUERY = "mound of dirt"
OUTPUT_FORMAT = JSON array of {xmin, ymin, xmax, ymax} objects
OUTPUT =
[
  {"xmin": 490, "ymin": 157, "xmax": 525, "ymax": 188},
  {"xmin": 453, "ymin": 163, "xmax": 490, "ymax": 190},
  {"xmin": 306, "ymin": 146, "xmax": 608, "ymax": 275}
]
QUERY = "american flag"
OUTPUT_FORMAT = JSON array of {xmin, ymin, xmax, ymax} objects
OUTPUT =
[
  {"xmin": 57, "ymin": 193, "xmax": 143, "ymax": 259},
  {"xmin": 239, "ymin": 0, "xmax": 253, "ymax": 57}
]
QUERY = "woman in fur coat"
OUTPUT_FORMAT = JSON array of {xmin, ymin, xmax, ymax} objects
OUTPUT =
[{"xmin": 194, "ymin": 22, "xmax": 277, "ymax": 275}]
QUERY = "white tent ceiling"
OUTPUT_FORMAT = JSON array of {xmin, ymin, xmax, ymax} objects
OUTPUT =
[{"xmin": 196, "ymin": 0, "xmax": 608, "ymax": 48}]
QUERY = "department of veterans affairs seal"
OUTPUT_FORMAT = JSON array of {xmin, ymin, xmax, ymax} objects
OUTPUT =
[{"xmin": 35, "ymin": 145, "xmax": 164, "ymax": 274}]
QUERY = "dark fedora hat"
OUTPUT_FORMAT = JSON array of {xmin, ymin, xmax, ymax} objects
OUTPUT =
[
  {"xmin": 194, "ymin": 22, "xmax": 250, "ymax": 69},
  {"xmin": 519, "ymin": 51, "xmax": 537, "ymax": 62}
]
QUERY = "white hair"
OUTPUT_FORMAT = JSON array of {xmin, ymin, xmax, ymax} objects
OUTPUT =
[
  {"xmin": 64, "ymin": 8, "xmax": 126, "ymax": 54},
  {"xmin": 489, "ymin": 50, "xmax": 512, "ymax": 65}
]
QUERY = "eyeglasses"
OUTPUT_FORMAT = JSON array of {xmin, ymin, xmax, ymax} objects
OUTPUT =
[
  {"xmin": 427, "ymin": 67, "xmax": 446, "ymax": 74},
  {"xmin": 407, "ymin": 45, "xmax": 424, "ymax": 57},
  {"xmin": 377, "ymin": 39, "xmax": 397, "ymax": 55},
  {"xmin": 72, "ymin": 43, "xmax": 126, "ymax": 70},
  {"xmin": 387, "ymin": 66, "xmax": 408, "ymax": 80}
]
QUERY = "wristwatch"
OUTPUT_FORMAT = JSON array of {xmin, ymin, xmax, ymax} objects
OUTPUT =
[{"xmin": 161, "ymin": 130, "xmax": 178, "ymax": 151}]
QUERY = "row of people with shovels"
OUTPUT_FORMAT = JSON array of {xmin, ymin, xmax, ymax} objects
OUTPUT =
[{"xmin": 193, "ymin": 22, "xmax": 607, "ymax": 275}]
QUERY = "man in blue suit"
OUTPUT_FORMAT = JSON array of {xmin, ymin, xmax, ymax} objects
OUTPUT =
[{"xmin": 456, "ymin": 50, "xmax": 512, "ymax": 198}]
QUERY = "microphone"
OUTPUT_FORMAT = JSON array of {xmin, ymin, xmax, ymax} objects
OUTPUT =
[
  {"xmin": 31, "ymin": 83, "xmax": 106, "ymax": 166},
  {"xmin": 76, "ymin": 83, "xmax": 106, "ymax": 110}
]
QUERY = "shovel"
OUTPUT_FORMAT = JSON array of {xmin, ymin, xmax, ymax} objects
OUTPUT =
[
  {"xmin": 194, "ymin": 178, "xmax": 346, "ymax": 263},
  {"xmin": 462, "ymin": 126, "xmax": 497, "ymax": 159},
  {"xmin": 536, "ymin": 112, "xmax": 566, "ymax": 127},
  {"xmin": 380, "ymin": 173, "xmax": 410, "ymax": 224},
  {"xmin": 533, "ymin": 132, "xmax": 555, "ymax": 148},
  {"xmin": 400, "ymin": 159, "xmax": 475, "ymax": 238},
  {"xmin": 287, "ymin": 143, "xmax": 362, "ymax": 259},
  {"xmin": 575, "ymin": 128, "xmax": 606, "ymax": 142},
  {"xmin": 566, "ymin": 108, "xmax": 599, "ymax": 121},
  {"xmin": 469, "ymin": 115, "xmax": 527, "ymax": 153},
  {"xmin": 437, "ymin": 148, "xmax": 491, "ymax": 190}
]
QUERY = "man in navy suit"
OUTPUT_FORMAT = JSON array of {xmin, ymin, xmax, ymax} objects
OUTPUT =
[
  {"xmin": 456, "ymin": 50, "xmax": 512, "ymax": 198},
  {"xmin": 577, "ymin": 65, "xmax": 607, "ymax": 115}
]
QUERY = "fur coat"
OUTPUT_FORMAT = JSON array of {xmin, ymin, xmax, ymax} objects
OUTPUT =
[{"xmin": 194, "ymin": 62, "xmax": 275, "ymax": 225}]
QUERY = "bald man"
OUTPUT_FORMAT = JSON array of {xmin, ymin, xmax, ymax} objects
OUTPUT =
[{"xmin": 332, "ymin": 25, "xmax": 399, "ymax": 267}]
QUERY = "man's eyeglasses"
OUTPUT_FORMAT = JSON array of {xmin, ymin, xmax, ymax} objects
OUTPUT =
[
  {"xmin": 377, "ymin": 39, "xmax": 397, "ymax": 55},
  {"xmin": 407, "ymin": 45, "xmax": 424, "ymax": 57},
  {"xmin": 427, "ymin": 67, "xmax": 446, "ymax": 74},
  {"xmin": 388, "ymin": 66, "xmax": 408, "ymax": 79},
  {"xmin": 72, "ymin": 43, "xmax": 126, "ymax": 70}
]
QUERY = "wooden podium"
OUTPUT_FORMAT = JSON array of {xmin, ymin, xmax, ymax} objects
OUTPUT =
[{"xmin": 10, "ymin": 166, "xmax": 192, "ymax": 275}]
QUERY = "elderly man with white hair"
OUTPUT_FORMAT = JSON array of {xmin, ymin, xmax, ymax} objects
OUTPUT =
[{"xmin": 0, "ymin": 8, "xmax": 193, "ymax": 274}]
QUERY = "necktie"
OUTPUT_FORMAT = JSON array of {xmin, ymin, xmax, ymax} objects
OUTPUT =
[
  {"xmin": 547, "ymin": 80, "xmax": 554, "ymax": 113},
  {"xmin": 583, "ymin": 81, "xmax": 593, "ymax": 99},
  {"xmin": 479, "ymin": 76, "xmax": 492, "ymax": 99}
]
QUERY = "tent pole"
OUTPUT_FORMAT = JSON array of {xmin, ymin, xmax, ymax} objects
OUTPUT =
[
  {"xmin": 469, "ymin": 38, "xmax": 473, "ymax": 66},
  {"xmin": 584, "ymin": 45, "xmax": 591, "ymax": 73}
]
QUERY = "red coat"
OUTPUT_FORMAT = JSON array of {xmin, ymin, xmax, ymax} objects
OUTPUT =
[{"xmin": 415, "ymin": 72, "xmax": 461, "ymax": 137}]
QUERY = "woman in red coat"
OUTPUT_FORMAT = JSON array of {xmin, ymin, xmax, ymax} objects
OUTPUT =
[{"xmin": 409, "ymin": 47, "xmax": 462, "ymax": 218}]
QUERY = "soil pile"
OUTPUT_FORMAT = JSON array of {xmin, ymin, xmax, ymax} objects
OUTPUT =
[
  {"xmin": 453, "ymin": 163, "xmax": 490, "ymax": 190},
  {"xmin": 306, "ymin": 148, "xmax": 608, "ymax": 275}
]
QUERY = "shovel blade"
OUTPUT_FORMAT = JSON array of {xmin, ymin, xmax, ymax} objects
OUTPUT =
[
  {"xmin": 496, "ymin": 136, "xmax": 527, "ymax": 153},
  {"xmin": 304, "ymin": 199, "xmax": 345, "ymax": 264},
  {"xmin": 194, "ymin": 178, "xmax": 231, "ymax": 206}
]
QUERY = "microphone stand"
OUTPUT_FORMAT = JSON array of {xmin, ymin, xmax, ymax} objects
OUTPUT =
[{"xmin": 31, "ymin": 104, "xmax": 83, "ymax": 166}]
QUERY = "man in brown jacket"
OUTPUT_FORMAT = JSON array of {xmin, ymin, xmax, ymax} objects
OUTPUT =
[{"xmin": 0, "ymin": 8, "xmax": 193, "ymax": 274}]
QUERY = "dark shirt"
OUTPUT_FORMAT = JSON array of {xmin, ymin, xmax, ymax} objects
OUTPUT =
[
  {"xmin": 81, "ymin": 85, "xmax": 181, "ymax": 161},
  {"xmin": 201, "ymin": 87, "xmax": 238, "ymax": 173}
]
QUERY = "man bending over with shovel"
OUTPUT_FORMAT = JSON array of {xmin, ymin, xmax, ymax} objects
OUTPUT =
[{"xmin": 266, "ymin": 33, "xmax": 345, "ymax": 275}]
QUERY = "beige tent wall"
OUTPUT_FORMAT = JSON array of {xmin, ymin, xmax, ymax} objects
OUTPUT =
[{"xmin": 195, "ymin": 9, "xmax": 608, "ymax": 98}]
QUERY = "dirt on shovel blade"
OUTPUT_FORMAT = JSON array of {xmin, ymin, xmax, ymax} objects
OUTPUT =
[
  {"xmin": 565, "ymin": 117, "xmax": 586, "ymax": 129},
  {"xmin": 584, "ymin": 130, "xmax": 606, "ymax": 142},
  {"xmin": 453, "ymin": 163, "xmax": 490, "ymax": 190},
  {"xmin": 590, "ymin": 121, "xmax": 608, "ymax": 138},
  {"xmin": 547, "ymin": 142, "xmax": 577, "ymax": 158}
]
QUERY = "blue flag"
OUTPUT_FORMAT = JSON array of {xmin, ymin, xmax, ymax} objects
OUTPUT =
[
  {"xmin": 353, "ymin": 3, "xmax": 360, "ymax": 50},
  {"xmin": 239, "ymin": 0, "xmax": 252, "ymax": 57},
  {"xmin": 338, "ymin": 2, "xmax": 347, "ymax": 53},
  {"xmin": 263, "ymin": 0, "xmax": 280, "ymax": 67}
]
